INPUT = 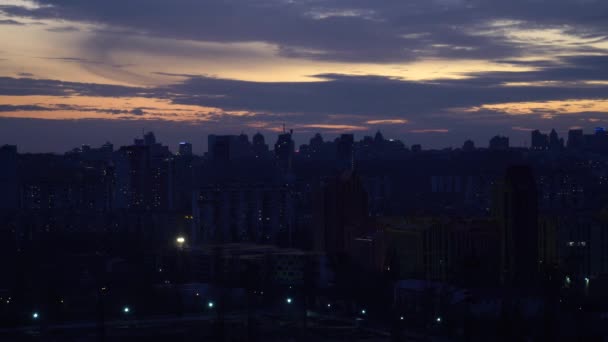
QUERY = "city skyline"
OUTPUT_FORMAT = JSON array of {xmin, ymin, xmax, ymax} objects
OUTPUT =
[
  {"xmin": 4, "ymin": 125, "xmax": 601, "ymax": 155},
  {"xmin": 1, "ymin": 0, "xmax": 608, "ymax": 152},
  {"xmin": 4, "ymin": 2, "xmax": 608, "ymax": 340}
]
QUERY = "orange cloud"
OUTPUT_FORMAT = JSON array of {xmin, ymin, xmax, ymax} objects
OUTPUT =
[
  {"xmin": 466, "ymin": 99, "xmax": 608, "ymax": 116},
  {"xmin": 0, "ymin": 95, "xmax": 250, "ymax": 122},
  {"xmin": 298, "ymin": 124, "xmax": 368, "ymax": 131}
]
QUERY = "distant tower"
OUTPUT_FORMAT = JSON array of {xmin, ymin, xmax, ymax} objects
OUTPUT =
[
  {"xmin": 336, "ymin": 134, "xmax": 354, "ymax": 170},
  {"xmin": 489, "ymin": 135, "xmax": 509, "ymax": 150},
  {"xmin": 252, "ymin": 132, "xmax": 265, "ymax": 146},
  {"xmin": 0, "ymin": 145, "xmax": 18, "ymax": 210},
  {"xmin": 310, "ymin": 133, "xmax": 323, "ymax": 148},
  {"xmin": 462, "ymin": 139, "xmax": 475, "ymax": 151},
  {"xmin": 531, "ymin": 130, "xmax": 548, "ymax": 150},
  {"xmin": 144, "ymin": 131, "xmax": 156, "ymax": 146},
  {"xmin": 567, "ymin": 129, "xmax": 584, "ymax": 150},
  {"xmin": 178, "ymin": 142, "xmax": 193, "ymax": 156},
  {"xmin": 374, "ymin": 131, "xmax": 385, "ymax": 145},
  {"xmin": 274, "ymin": 130, "xmax": 295, "ymax": 173},
  {"xmin": 252, "ymin": 132, "xmax": 269, "ymax": 159},
  {"xmin": 208, "ymin": 135, "xmax": 231, "ymax": 162},
  {"xmin": 548, "ymin": 129, "xmax": 563, "ymax": 151}
]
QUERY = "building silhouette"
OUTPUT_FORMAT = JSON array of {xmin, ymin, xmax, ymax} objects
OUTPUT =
[{"xmin": 496, "ymin": 165, "xmax": 539, "ymax": 287}]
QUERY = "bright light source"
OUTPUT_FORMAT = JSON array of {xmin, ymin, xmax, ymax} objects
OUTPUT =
[
  {"xmin": 176, "ymin": 236, "xmax": 186, "ymax": 244},
  {"xmin": 436, "ymin": 317, "xmax": 442, "ymax": 323},
  {"xmin": 585, "ymin": 277, "xmax": 590, "ymax": 284},
  {"xmin": 361, "ymin": 309, "xmax": 366, "ymax": 315},
  {"xmin": 32, "ymin": 312, "xmax": 39, "ymax": 319},
  {"xmin": 286, "ymin": 298, "xmax": 292, "ymax": 304},
  {"xmin": 327, "ymin": 303, "xmax": 331, "ymax": 308},
  {"xmin": 208, "ymin": 301, "xmax": 214, "ymax": 308},
  {"xmin": 400, "ymin": 316, "xmax": 404, "ymax": 320},
  {"xmin": 123, "ymin": 306, "xmax": 130, "ymax": 314}
]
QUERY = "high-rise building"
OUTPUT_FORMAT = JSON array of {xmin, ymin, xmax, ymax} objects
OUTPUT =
[
  {"xmin": 313, "ymin": 171, "xmax": 369, "ymax": 256},
  {"xmin": 0, "ymin": 145, "xmax": 18, "ymax": 210},
  {"xmin": 531, "ymin": 130, "xmax": 548, "ymax": 150},
  {"xmin": 208, "ymin": 135, "xmax": 232, "ymax": 162},
  {"xmin": 114, "ymin": 145, "xmax": 151, "ymax": 209},
  {"xmin": 495, "ymin": 165, "xmax": 539, "ymax": 287},
  {"xmin": 567, "ymin": 129, "xmax": 584, "ymax": 150},
  {"xmin": 336, "ymin": 134, "xmax": 354, "ymax": 170},
  {"xmin": 548, "ymin": 129, "xmax": 563, "ymax": 151},
  {"xmin": 178, "ymin": 142, "xmax": 193, "ymax": 156},
  {"xmin": 252, "ymin": 132, "xmax": 269, "ymax": 159},
  {"xmin": 193, "ymin": 183, "xmax": 295, "ymax": 244},
  {"xmin": 144, "ymin": 131, "xmax": 157, "ymax": 146},
  {"xmin": 274, "ymin": 130, "xmax": 294, "ymax": 173},
  {"xmin": 207, "ymin": 134, "xmax": 254, "ymax": 161},
  {"xmin": 489, "ymin": 135, "xmax": 509, "ymax": 150},
  {"xmin": 462, "ymin": 139, "xmax": 475, "ymax": 152}
]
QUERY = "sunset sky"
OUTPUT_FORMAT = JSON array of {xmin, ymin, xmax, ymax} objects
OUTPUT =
[{"xmin": 1, "ymin": 0, "xmax": 608, "ymax": 153}]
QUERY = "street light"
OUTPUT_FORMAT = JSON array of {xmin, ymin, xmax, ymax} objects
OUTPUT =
[
  {"xmin": 32, "ymin": 312, "xmax": 39, "ymax": 320},
  {"xmin": 123, "ymin": 306, "xmax": 130, "ymax": 314},
  {"xmin": 176, "ymin": 236, "xmax": 186, "ymax": 245},
  {"xmin": 361, "ymin": 309, "xmax": 366, "ymax": 315},
  {"xmin": 208, "ymin": 301, "xmax": 214, "ymax": 308},
  {"xmin": 286, "ymin": 297, "xmax": 292, "ymax": 304},
  {"xmin": 436, "ymin": 316, "xmax": 442, "ymax": 323}
]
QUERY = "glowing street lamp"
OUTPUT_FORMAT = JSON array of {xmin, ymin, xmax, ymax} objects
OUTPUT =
[
  {"xmin": 123, "ymin": 306, "xmax": 130, "ymax": 314},
  {"xmin": 208, "ymin": 301, "xmax": 214, "ymax": 308},
  {"xmin": 436, "ymin": 316, "xmax": 442, "ymax": 323},
  {"xmin": 286, "ymin": 297, "xmax": 293, "ymax": 304},
  {"xmin": 176, "ymin": 236, "xmax": 186, "ymax": 246},
  {"xmin": 32, "ymin": 312, "xmax": 39, "ymax": 320},
  {"xmin": 361, "ymin": 309, "xmax": 366, "ymax": 315}
]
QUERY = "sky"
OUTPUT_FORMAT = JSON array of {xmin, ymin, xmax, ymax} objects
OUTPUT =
[{"xmin": 1, "ymin": 0, "xmax": 608, "ymax": 153}]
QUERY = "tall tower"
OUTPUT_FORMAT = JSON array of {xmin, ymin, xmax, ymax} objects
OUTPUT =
[{"xmin": 274, "ymin": 130, "xmax": 294, "ymax": 174}]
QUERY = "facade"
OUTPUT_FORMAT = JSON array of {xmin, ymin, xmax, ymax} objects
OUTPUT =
[
  {"xmin": 193, "ymin": 183, "xmax": 295, "ymax": 245},
  {"xmin": 495, "ymin": 165, "xmax": 539, "ymax": 287},
  {"xmin": 178, "ymin": 142, "xmax": 193, "ymax": 156}
]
